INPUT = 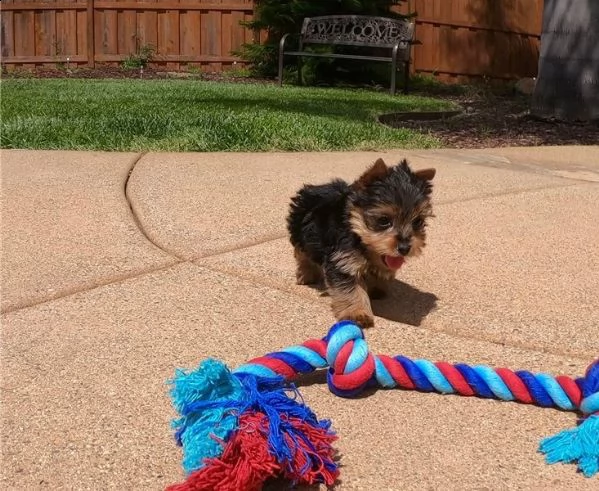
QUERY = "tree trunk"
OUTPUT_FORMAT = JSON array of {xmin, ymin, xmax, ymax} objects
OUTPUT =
[{"xmin": 531, "ymin": 0, "xmax": 599, "ymax": 122}]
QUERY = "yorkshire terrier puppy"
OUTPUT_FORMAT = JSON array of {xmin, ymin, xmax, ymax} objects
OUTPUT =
[{"xmin": 287, "ymin": 158, "xmax": 435, "ymax": 328}]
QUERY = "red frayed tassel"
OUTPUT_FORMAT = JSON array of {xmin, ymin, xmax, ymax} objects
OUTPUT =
[
  {"xmin": 166, "ymin": 411, "xmax": 338, "ymax": 491},
  {"xmin": 281, "ymin": 415, "xmax": 338, "ymax": 486},
  {"xmin": 166, "ymin": 412, "xmax": 278, "ymax": 491}
]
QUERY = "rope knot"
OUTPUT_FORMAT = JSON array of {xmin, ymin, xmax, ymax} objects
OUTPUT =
[
  {"xmin": 324, "ymin": 321, "xmax": 375, "ymax": 397},
  {"xmin": 580, "ymin": 359, "xmax": 599, "ymax": 416}
]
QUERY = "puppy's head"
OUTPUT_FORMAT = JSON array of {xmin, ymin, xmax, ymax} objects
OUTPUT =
[{"xmin": 349, "ymin": 158, "xmax": 435, "ymax": 271}]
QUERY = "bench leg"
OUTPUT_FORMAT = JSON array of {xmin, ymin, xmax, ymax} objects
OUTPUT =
[
  {"xmin": 297, "ymin": 57, "xmax": 303, "ymax": 86},
  {"xmin": 278, "ymin": 51, "xmax": 284, "ymax": 87},
  {"xmin": 403, "ymin": 61, "xmax": 410, "ymax": 94},
  {"xmin": 390, "ymin": 45, "xmax": 399, "ymax": 96}
]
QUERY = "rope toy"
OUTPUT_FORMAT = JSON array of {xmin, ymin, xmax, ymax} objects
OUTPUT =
[{"xmin": 166, "ymin": 320, "xmax": 599, "ymax": 490}]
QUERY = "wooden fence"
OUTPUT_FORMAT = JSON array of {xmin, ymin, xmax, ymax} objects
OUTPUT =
[
  {"xmin": 397, "ymin": 0, "xmax": 544, "ymax": 82},
  {"xmin": 0, "ymin": 0, "xmax": 543, "ymax": 81},
  {"xmin": 0, "ymin": 0, "xmax": 256, "ymax": 72}
]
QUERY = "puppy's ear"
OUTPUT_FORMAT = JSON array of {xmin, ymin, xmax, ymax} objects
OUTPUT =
[
  {"xmin": 352, "ymin": 158, "xmax": 389, "ymax": 190},
  {"xmin": 414, "ymin": 168, "xmax": 436, "ymax": 181}
]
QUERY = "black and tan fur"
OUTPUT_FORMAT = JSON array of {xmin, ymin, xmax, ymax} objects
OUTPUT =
[{"xmin": 287, "ymin": 158, "xmax": 435, "ymax": 328}]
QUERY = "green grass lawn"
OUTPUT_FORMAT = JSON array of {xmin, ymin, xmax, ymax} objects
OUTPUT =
[{"xmin": 1, "ymin": 78, "xmax": 454, "ymax": 152}]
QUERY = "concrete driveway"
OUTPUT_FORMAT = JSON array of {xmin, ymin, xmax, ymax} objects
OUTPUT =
[{"xmin": 2, "ymin": 146, "xmax": 598, "ymax": 490}]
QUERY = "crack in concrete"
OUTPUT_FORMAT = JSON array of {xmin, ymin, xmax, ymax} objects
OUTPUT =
[
  {"xmin": 0, "ymin": 262, "xmax": 182, "ymax": 315},
  {"xmin": 123, "ymin": 153, "xmax": 187, "ymax": 262},
  {"xmin": 122, "ymin": 154, "xmax": 285, "ymax": 263},
  {"xmin": 417, "ymin": 150, "xmax": 599, "ymax": 185},
  {"xmin": 190, "ymin": 233, "xmax": 288, "ymax": 261},
  {"xmin": 475, "ymin": 160, "xmax": 599, "ymax": 185},
  {"xmin": 436, "ymin": 182, "xmax": 580, "ymax": 206},
  {"xmin": 1, "ymin": 153, "xmax": 185, "ymax": 315}
]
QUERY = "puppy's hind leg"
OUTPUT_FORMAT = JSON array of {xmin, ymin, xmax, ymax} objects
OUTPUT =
[{"xmin": 294, "ymin": 246, "xmax": 323, "ymax": 285}]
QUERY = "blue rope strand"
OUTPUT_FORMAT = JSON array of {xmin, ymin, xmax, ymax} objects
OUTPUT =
[
  {"xmin": 454, "ymin": 363, "xmax": 495, "ymax": 399},
  {"xmin": 516, "ymin": 371, "xmax": 554, "ymax": 407},
  {"xmin": 395, "ymin": 356, "xmax": 436, "ymax": 392}
]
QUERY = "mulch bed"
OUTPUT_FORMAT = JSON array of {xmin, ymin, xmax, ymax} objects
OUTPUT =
[
  {"xmin": 386, "ymin": 92, "xmax": 598, "ymax": 148},
  {"xmin": 4, "ymin": 66, "xmax": 597, "ymax": 148}
]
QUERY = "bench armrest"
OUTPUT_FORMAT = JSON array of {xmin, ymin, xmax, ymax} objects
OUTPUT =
[{"xmin": 279, "ymin": 33, "xmax": 292, "ymax": 54}]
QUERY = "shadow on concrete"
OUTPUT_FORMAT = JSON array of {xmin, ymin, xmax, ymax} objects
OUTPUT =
[
  {"xmin": 309, "ymin": 278, "xmax": 438, "ymax": 327},
  {"xmin": 372, "ymin": 279, "xmax": 438, "ymax": 327}
]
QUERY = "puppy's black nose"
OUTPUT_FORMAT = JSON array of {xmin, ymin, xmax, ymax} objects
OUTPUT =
[{"xmin": 397, "ymin": 242, "xmax": 411, "ymax": 256}]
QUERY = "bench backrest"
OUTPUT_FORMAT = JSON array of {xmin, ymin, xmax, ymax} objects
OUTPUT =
[{"xmin": 300, "ymin": 15, "xmax": 414, "ymax": 49}]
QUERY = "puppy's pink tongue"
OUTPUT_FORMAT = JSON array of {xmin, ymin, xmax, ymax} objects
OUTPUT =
[{"xmin": 383, "ymin": 255, "xmax": 405, "ymax": 270}]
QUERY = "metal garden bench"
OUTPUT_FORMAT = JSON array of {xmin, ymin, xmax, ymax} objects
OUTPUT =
[{"xmin": 278, "ymin": 15, "xmax": 416, "ymax": 95}]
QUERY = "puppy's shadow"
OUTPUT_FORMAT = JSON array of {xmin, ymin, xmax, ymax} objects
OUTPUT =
[
  {"xmin": 372, "ymin": 279, "xmax": 438, "ymax": 326},
  {"xmin": 310, "ymin": 279, "xmax": 437, "ymax": 327}
]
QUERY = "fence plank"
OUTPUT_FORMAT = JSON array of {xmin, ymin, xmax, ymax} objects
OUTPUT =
[
  {"xmin": 222, "ymin": 8, "xmax": 233, "ymax": 70},
  {"xmin": 1, "ymin": 10, "xmax": 16, "ymax": 58},
  {"xmin": 157, "ymin": 8, "xmax": 180, "ymax": 70},
  {"xmin": 180, "ymin": 9, "xmax": 201, "ymax": 59},
  {"xmin": 118, "ymin": 9, "xmax": 137, "ymax": 55},
  {"xmin": 102, "ymin": 9, "xmax": 118, "ymax": 59},
  {"xmin": 200, "ymin": 8, "xmax": 220, "ymax": 72},
  {"xmin": 137, "ymin": 4, "xmax": 158, "ymax": 52},
  {"xmin": 14, "ymin": 11, "xmax": 35, "ymax": 56},
  {"xmin": 212, "ymin": 1, "xmax": 222, "ymax": 72},
  {"xmin": 38, "ymin": 8, "xmax": 56, "ymax": 58},
  {"xmin": 77, "ymin": 3, "xmax": 87, "ymax": 62},
  {"xmin": 57, "ymin": 7, "xmax": 79, "ymax": 56},
  {"xmin": 230, "ymin": 9, "xmax": 243, "ymax": 53},
  {"xmin": 167, "ymin": 6, "xmax": 180, "ymax": 71}
]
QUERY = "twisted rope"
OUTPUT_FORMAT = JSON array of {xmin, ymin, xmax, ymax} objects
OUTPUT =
[{"xmin": 235, "ymin": 321, "xmax": 592, "ymax": 415}]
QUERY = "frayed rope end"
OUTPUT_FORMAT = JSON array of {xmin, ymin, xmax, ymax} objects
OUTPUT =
[
  {"xmin": 539, "ymin": 414, "xmax": 599, "ymax": 478},
  {"xmin": 166, "ymin": 411, "xmax": 338, "ymax": 491},
  {"xmin": 166, "ymin": 358, "xmax": 339, "ymax": 490},
  {"xmin": 539, "ymin": 359, "xmax": 599, "ymax": 478}
]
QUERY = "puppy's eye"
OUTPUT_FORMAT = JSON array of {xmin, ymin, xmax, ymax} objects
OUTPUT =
[
  {"xmin": 376, "ymin": 216, "xmax": 392, "ymax": 229},
  {"xmin": 412, "ymin": 217, "xmax": 425, "ymax": 229}
]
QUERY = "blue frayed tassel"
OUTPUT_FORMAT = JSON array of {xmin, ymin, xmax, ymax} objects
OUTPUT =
[
  {"xmin": 539, "ymin": 359, "xmax": 599, "ymax": 478},
  {"xmin": 168, "ymin": 358, "xmax": 246, "ymax": 474},
  {"xmin": 540, "ymin": 415, "xmax": 599, "ymax": 477}
]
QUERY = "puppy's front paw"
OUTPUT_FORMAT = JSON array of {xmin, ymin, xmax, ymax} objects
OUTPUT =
[
  {"xmin": 344, "ymin": 310, "xmax": 375, "ymax": 329},
  {"xmin": 296, "ymin": 272, "xmax": 311, "ymax": 285}
]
